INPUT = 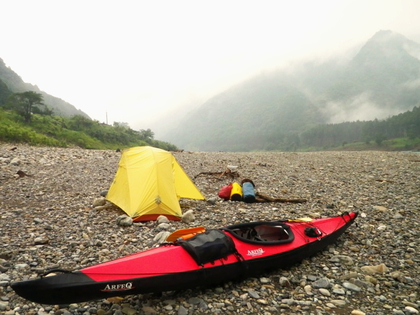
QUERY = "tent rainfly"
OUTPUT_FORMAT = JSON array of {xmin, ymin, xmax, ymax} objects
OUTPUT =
[{"xmin": 106, "ymin": 146, "xmax": 205, "ymax": 221}]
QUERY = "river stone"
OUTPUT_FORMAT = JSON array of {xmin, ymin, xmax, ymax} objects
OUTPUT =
[
  {"xmin": 260, "ymin": 277, "xmax": 270, "ymax": 284},
  {"xmin": 304, "ymin": 285, "xmax": 313, "ymax": 295},
  {"xmin": 10, "ymin": 157, "xmax": 20, "ymax": 165},
  {"xmin": 307, "ymin": 275, "xmax": 318, "ymax": 281},
  {"xmin": 157, "ymin": 215, "xmax": 170, "ymax": 223},
  {"xmin": 188, "ymin": 297, "xmax": 203, "ymax": 305},
  {"xmin": 178, "ymin": 305, "xmax": 188, "ymax": 315},
  {"xmin": 313, "ymin": 278, "xmax": 331, "ymax": 289},
  {"xmin": 34, "ymin": 236, "xmax": 49, "ymax": 245},
  {"xmin": 393, "ymin": 213, "xmax": 404, "ymax": 219},
  {"xmin": 325, "ymin": 303, "xmax": 337, "ymax": 309},
  {"xmin": 319, "ymin": 288, "xmax": 331, "ymax": 296},
  {"xmin": 405, "ymin": 306, "xmax": 419, "ymax": 314},
  {"xmin": 248, "ymin": 289, "xmax": 260, "ymax": 299},
  {"xmin": 390, "ymin": 271, "xmax": 405, "ymax": 282},
  {"xmin": 364, "ymin": 275, "xmax": 378, "ymax": 285},
  {"xmin": 351, "ymin": 279, "xmax": 372, "ymax": 288},
  {"xmin": 92, "ymin": 197, "xmax": 106, "ymax": 207},
  {"xmin": 331, "ymin": 299, "xmax": 347, "ymax": 306},
  {"xmin": 153, "ymin": 231, "xmax": 170, "ymax": 243},
  {"xmin": 330, "ymin": 255, "xmax": 354, "ymax": 265},
  {"xmin": 182, "ymin": 210, "xmax": 195, "ymax": 223},
  {"xmin": 14, "ymin": 263, "xmax": 29, "ymax": 270},
  {"xmin": 340, "ymin": 272, "xmax": 358, "ymax": 280},
  {"xmin": 373, "ymin": 206, "xmax": 388, "ymax": 212},
  {"xmin": 279, "ymin": 276, "xmax": 291, "ymax": 287},
  {"xmin": 163, "ymin": 305, "xmax": 173, "ymax": 311},
  {"xmin": 116, "ymin": 215, "xmax": 133, "ymax": 226},
  {"xmin": 2, "ymin": 146, "xmax": 419, "ymax": 315},
  {"xmin": 343, "ymin": 282, "xmax": 362, "ymax": 292},
  {"xmin": 156, "ymin": 222, "xmax": 170, "ymax": 230},
  {"xmin": 281, "ymin": 298, "xmax": 296, "ymax": 305},
  {"xmin": 0, "ymin": 302, "xmax": 8, "ymax": 311},
  {"xmin": 0, "ymin": 157, "xmax": 11, "ymax": 163},
  {"xmin": 206, "ymin": 197, "xmax": 217, "ymax": 205},
  {"xmin": 360, "ymin": 263, "xmax": 389, "ymax": 275},
  {"xmin": 142, "ymin": 306, "xmax": 157, "ymax": 314},
  {"xmin": 0, "ymin": 274, "xmax": 10, "ymax": 281},
  {"xmin": 333, "ymin": 288, "xmax": 346, "ymax": 295}
]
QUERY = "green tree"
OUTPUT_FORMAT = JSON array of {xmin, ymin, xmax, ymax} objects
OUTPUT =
[
  {"xmin": 33, "ymin": 104, "xmax": 54, "ymax": 116},
  {"xmin": 68, "ymin": 115, "xmax": 94, "ymax": 130},
  {"xmin": 0, "ymin": 79, "xmax": 12, "ymax": 107},
  {"xmin": 139, "ymin": 128, "xmax": 154, "ymax": 141},
  {"xmin": 6, "ymin": 91, "xmax": 45, "ymax": 123},
  {"xmin": 375, "ymin": 134, "xmax": 386, "ymax": 146},
  {"xmin": 113, "ymin": 121, "xmax": 130, "ymax": 129}
]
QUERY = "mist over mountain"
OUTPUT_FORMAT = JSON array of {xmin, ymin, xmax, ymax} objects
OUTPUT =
[
  {"xmin": 0, "ymin": 58, "xmax": 89, "ymax": 118},
  {"xmin": 161, "ymin": 30, "xmax": 420, "ymax": 151}
]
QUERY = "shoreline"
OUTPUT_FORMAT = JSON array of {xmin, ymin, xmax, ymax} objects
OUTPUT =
[{"xmin": 1, "ymin": 145, "xmax": 419, "ymax": 314}]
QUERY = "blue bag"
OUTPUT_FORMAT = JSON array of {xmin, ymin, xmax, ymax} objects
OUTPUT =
[{"xmin": 242, "ymin": 180, "xmax": 256, "ymax": 203}]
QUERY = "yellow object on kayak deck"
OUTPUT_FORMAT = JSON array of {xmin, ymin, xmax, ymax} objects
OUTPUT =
[
  {"xmin": 166, "ymin": 226, "xmax": 206, "ymax": 242},
  {"xmin": 289, "ymin": 217, "xmax": 313, "ymax": 222}
]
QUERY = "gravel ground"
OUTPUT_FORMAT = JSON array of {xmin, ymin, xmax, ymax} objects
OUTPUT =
[{"xmin": 0, "ymin": 144, "xmax": 419, "ymax": 315}]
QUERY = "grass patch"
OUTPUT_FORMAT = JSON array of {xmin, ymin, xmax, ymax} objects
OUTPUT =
[{"xmin": 0, "ymin": 108, "xmax": 178, "ymax": 150}]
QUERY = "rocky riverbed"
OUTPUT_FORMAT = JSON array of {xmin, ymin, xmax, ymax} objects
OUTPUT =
[{"xmin": 0, "ymin": 144, "xmax": 419, "ymax": 315}]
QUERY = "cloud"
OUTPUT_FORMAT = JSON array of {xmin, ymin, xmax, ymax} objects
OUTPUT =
[
  {"xmin": 325, "ymin": 92, "xmax": 405, "ymax": 123},
  {"xmin": 401, "ymin": 78, "xmax": 420, "ymax": 90}
]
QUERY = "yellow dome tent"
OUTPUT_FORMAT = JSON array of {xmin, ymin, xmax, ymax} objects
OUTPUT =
[{"xmin": 106, "ymin": 146, "xmax": 205, "ymax": 221}]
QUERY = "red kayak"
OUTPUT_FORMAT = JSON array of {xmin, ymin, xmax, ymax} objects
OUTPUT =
[{"xmin": 11, "ymin": 212, "xmax": 357, "ymax": 304}]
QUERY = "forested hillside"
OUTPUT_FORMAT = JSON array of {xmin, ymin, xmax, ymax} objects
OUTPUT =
[
  {"xmin": 300, "ymin": 106, "xmax": 420, "ymax": 150},
  {"xmin": 0, "ymin": 107, "xmax": 177, "ymax": 150},
  {"xmin": 0, "ymin": 58, "xmax": 177, "ymax": 150}
]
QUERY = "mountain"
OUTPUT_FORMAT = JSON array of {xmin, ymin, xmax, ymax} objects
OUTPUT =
[
  {"xmin": 162, "ymin": 30, "xmax": 420, "ymax": 151},
  {"xmin": 165, "ymin": 74, "xmax": 326, "ymax": 151},
  {"xmin": 0, "ymin": 58, "xmax": 89, "ymax": 118},
  {"xmin": 318, "ymin": 30, "xmax": 420, "ymax": 122}
]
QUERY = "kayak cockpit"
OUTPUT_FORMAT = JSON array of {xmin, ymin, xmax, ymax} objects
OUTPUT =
[{"xmin": 223, "ymin": 222, "xmax": 294, "ymax": 244}]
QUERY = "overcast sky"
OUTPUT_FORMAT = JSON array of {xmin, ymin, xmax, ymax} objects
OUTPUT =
[{"xmin": 2, "ymin": 0, "xmax": 420, "ymax": 133}]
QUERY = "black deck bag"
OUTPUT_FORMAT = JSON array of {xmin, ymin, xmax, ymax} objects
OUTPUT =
[
  {"xmin": 178, "ymin": 230, "xmax": 237, "ymax": 266},
  {"xmin": 304, "ymin": 226, "xmax": 322, "ymax": 237}
]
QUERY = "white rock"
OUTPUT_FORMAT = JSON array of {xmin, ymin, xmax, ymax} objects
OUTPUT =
[
  {"xmin": 10, "ymin": 158, "xmax": 20, "ymax": 165},
  {"xmin": 157, "ymin": 215, "xmax": 169, "ymax": 223},
  {"xmin": 0, "ymin": 274, "xmax": 10, "ymax": 281},
  {"xmin": 319, "ymin": 288, "xmax": 331, "ymax": 296},
  {"xmin": 116, "ymin": 215, "xmax": 133, "ymax": 226},
  {"xmin": 182, "ymin": 210, "xmax": 195, "ymax": 223},
  {"xmin": 92, "ymin": 197, "xmax": 106, "ymax": 207},
  {"xmin": 157, "ymin": 222, "xmax": 170, "ymax": 230},
  {"xmin": 405, "ymin": 306, "xmax": 419, "ymax": 314},
  {"xmin": 15, "ymin": 263, "xmax": 29, "ymax": 270}
]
